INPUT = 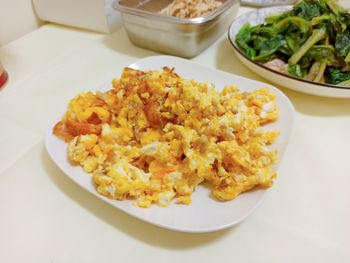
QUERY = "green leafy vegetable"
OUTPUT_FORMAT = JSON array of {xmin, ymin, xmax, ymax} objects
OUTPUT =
[
  {"xmin": 335, "ymin": 30, "xmax": 350, "ymax": 57},
  {"xmin": 254, "ymin": 35, "xmax": 286, "ymax": 61},
  {"xmin": 305, "ymin": 45, "xmax": 343, "ymax": 67},
  {"xmin": 236, "ymin": 23, "xmax": 256, "ymax": 60},
  {"xmin": 293, "ymin": 1, "xmax": 322, "ymax": 20},
  {"xmin": 327, "ymin": 68, "xmax": 350, "ymax": 84},
  {"xmin": 286, "ymin": 33, "xmax": 301, "ymax": 52},
  {"xmin": 288, "ymin": 64, "xmax": 306, "ymax": 78},
  {"xmin": 235, "ymin": 0, "xmax": 350, "ymax": 86}
]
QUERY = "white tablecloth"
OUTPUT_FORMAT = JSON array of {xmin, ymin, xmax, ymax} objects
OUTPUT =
[{"xmin": 0, "ymin": 6, "xmax": 349, "ymax": 263}]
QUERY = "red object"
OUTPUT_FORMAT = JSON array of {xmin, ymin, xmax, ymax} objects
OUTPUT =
[{"xmin": 0, "ymin": 70, "xmax": 8, "ymax": 88}]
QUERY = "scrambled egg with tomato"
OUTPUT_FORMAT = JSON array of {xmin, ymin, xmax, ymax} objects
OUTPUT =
[{"xmin": 54, "ymin": 67, "xmax": 279, "ymax": 207}]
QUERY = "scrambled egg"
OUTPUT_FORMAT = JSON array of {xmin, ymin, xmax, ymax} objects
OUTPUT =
[{"xmin": 54, "ymin": 67, "xmax": 279, "ymax": 207}]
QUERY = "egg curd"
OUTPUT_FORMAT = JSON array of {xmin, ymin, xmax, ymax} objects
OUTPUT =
[{"xmin": 53, "ymin": 67, "xmax": 279, "ymax": 207}]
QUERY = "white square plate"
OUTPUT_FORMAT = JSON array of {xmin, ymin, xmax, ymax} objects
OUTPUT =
[{"xmin": 45, "ymin": 55, "xmax": 295, "ymax": 233}]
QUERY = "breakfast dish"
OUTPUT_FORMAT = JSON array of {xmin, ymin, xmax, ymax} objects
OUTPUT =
[
  {"xmin": 159, "ymin": 0, "xmax": 223, "ymax": 18},
  {"xmin": 46, "ymin": 56, "xmax": 294, "ymax": 232},
  {"xmin": 53, "ymin": 66, "xmax": 279, "ymax": 207}
]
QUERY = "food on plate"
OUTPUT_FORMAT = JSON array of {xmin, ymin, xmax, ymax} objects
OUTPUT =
[
  {"xmin": 159, "ymin": 0, "xmax": 222, "ymax": 19},
  {"xmin": 236, "ymin": 0, "xmax": 350, "ymax": 86},
  {"xmin": 53, "ymin": 67, "xmax": 279, "ymax": 207}
]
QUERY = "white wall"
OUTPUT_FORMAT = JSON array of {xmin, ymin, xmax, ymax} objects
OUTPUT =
[
  {"xmin": 0, "ymin": 0, "xmax": 348, "ymax": 46},
  {"xmin": 0, "ymin": 0, "xmax": 42, "ymax": 46}
]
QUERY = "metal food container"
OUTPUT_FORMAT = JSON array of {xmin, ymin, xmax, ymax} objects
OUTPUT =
[{"xmin": 114, "ymin": 0, "xmax": 239, "ymax": 58}]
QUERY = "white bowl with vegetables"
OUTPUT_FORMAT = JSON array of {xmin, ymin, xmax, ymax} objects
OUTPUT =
[{"xmin": 228, "ymin": 0, "xmax": 350, "ymax": 98}]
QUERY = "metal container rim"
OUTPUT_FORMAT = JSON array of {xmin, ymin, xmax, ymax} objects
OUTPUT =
[{"xmin": 114, "ymin": 0, "xmax": 238, "ymax": 24}]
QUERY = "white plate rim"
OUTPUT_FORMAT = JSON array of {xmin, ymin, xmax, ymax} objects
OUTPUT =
[{"xmin": 45, "ymin": 55, "xmax": 295, "ymax": 233}]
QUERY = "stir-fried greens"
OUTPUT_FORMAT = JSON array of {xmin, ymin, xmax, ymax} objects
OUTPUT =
[{"xmin": 236, "ymin": 0, "xmax": 350, "ymax": 86}]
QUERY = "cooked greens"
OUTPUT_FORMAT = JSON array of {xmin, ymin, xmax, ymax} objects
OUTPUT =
[{"xmin": 236, "ymin": 0, "xmax": 350, "ymax": 86}]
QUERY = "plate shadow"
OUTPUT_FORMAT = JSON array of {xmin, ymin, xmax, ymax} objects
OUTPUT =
[{"xmin": 42, "ymin": 147, "xmax": 232, "ymax": 250}]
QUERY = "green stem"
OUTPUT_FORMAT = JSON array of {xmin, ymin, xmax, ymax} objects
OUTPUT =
[
  {"xmin": 345, "ymin": 51, "xmax": 350, "ymax": 63},
  {"xmin": 314, "ymin": 63, "xmax": 327, "ymax": 83},
  {"xmin": 338, "ymin": 78, "xmax": 350, "ymax": 87},
  {"xmin": 289, "ymin": 28, "xmax": 327, "ymax": 65},
  {"xmin": 311, "ymin": 14, "xmax": 330, "ymax": 26},
  {"xmin": 326, "ymin": 0, "xmax": 345, "ymax": 16},
  {"xmin": 276, "ymin": 17, "xmax": 311, "ymax": 34},
  {"xmin": 304, "ymin": 62, "xmax": 321, "ymax": 81}
]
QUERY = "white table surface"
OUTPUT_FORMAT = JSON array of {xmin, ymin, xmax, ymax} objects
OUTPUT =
[{"xmin": 0, "ymin": 6, "xmax": 349, "ymax": 263}]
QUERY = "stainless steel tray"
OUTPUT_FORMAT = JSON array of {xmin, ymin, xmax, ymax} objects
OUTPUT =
[{"xmin": 115, "ymin": 0, "xmax": 239, "ymax": 58}]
